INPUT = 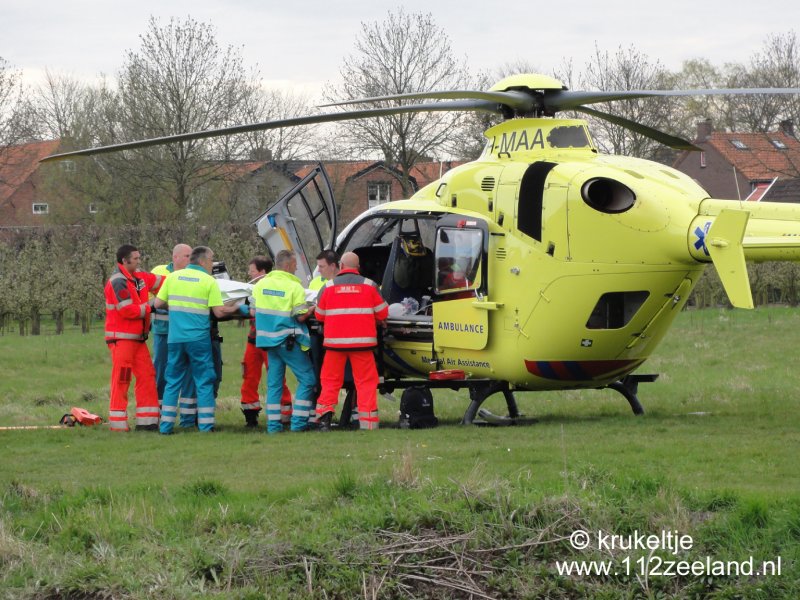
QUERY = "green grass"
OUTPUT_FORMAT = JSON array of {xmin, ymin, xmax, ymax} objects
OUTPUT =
[{"xmin": 1, "ymin": 308, "xmax": 799, "ymax": 598}]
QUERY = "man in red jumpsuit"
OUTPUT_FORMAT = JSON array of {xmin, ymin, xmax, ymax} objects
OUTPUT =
[
  {"xmin": 315, "ymin": 252, "xmax": 388, "ymax": 431},
  {"xmin": 239, "ymin": 255, "xmax": 293, "ymax": 428},
  {"xmin": 104, "ymin": 244, "xmax": 165, "ymax": 431}
]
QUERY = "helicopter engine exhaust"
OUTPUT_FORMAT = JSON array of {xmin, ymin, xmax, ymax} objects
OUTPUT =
[{"xmin": 580, "ymin": 178, "xmax": 636, "ymax": 213}]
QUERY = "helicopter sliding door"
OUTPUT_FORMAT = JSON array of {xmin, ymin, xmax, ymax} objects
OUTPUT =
[
  {"xmin": 253, "ymin": 164, "xmax": 337, "ymax": 286},
  {"xmin": 432, "ymin": 215, "xmax": 490, "ymax": 352}
]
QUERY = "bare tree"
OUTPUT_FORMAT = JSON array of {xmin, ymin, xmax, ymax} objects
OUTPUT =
[
  {"xmin": 563, "ymin": 45, "xmax": 679, "ymax": 161},
  {"xmin": 324, "ymin": 9, "xmax": 472, "ymax": 195},
  {"xmin": 33, "ymin": 70, "xmax": 94, "ymax": 141},
  {"xmin": 113, "ymin": 16, "xmax": 255, "ymax": 219},
  {"xmin": 446, "ymin": 70, "xmax": 498, "ymax": 161},
  {"xmin": 0, "ymin": 57, "xmax": 36, "ymax": 176},
  {"xmin": 737, "ymin": 31, "xmax": 800, "ymax": 131},
  {"xmin": 234, "ymin": 86, "xmax": 318, "ymax": 161},
  {"xmin": 674, "ymin": 32, "xmax": 800, "ymax": 136}
]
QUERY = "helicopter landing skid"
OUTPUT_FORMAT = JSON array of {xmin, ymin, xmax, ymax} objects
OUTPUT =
[
  {"xmin": 462, "ymin": 381, "xmax": 520, "ymax": 425},
  {"xmin": 606, "ymin": 374, "xmax": 659, "ymax": 415},
  {"xmin": 474, "ymin": 407, "xmax": 539, "ymax": 426}
]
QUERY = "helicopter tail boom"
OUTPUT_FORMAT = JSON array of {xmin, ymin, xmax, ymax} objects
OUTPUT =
[{"xmin": 689, "ymin": 200, "xmax": 800, "ymax": 308}]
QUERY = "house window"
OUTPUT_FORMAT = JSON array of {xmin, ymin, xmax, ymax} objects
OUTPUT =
[
  {"xmin": 32, "ymin": 203, "xmax": 49, "ymax": 215},
  {"xmin": 61, "ymin": 160, "xmax": 75, "ymax": 173},
  {"xmin": 771, "ymin": 139, "xmax": 788, "ymax": 150},
  {"xmin": 367, "ymin": 182, "xmax": 391, "ymax": 209},
  {"xmin": 88, "ymin": 203, "xmax": 98, "ymax": 214},
  {"xmin": 730, "ymin": 140, "xmax": 749, "ymax": 150},
  {"xmin": 700, "ymin": 151, "xmax": 706, "ymax": 168}
]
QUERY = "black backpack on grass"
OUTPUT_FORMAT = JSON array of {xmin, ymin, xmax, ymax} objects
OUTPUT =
[{"xmin": 399, "ymin": 387, "xmax": 438, "ymax": 429}]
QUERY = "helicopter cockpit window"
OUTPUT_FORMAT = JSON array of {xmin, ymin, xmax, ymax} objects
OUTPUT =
[
  {"xmin": 586, "ymin": 291, "xmax": 649, "ymax": 330},
  {"xmin": 547, "ymin": 126, "xmax": 590, "ymax": 149},
  {"xmin": 435, "ymin": 228, "xmax": 483, "ymax": 294}
]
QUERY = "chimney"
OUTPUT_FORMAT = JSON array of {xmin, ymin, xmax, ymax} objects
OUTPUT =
[
  {"xmin": 779, "ymin": 120, "xmax": 795, "ymax": 138},
  {"xmin": 249, "ymin": 147, "xmax": 273, "ymax": 161},
  {"xmin": 697, "ymin": 119, "xmax": 713, "ymax": 142}
]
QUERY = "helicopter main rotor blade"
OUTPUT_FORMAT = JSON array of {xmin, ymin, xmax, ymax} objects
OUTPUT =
[
  {"xmin": 545, "ymin": 87, "xmax": 800, "ymax": 112},
  {"xmin": 573, "ymin": 105, "xmax": 701, "ymax": 151},
  {"xmin": 319, "ymin": 90, "xmax": 537, "ymax": 113},
  {"xmin": 323, "ymin": 86, "xmax": 800, "ymax": 116},
  {"xmin": 42, "ymin": 99, "xmax": 501, "ymax": 162}
]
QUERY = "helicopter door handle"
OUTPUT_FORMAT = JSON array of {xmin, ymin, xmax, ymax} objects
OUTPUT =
[{"xmin": 472, "ymin": 301, "xmax": 504, "ymax": 310}]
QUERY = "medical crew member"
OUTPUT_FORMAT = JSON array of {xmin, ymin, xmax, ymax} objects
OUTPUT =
[
  {"xmin": 240, "ymin": 255, "xmax": 293, "ymax": 428},
  {"xmin": 151, "ymin": 243, "xmax": 193, "ymax": 415},
  {"xmin": 315, "ymin": 252, "xmax": 388, "ymax": 431},
  {"xmin": 306, "ymin": 250, "xmax": 340, "ymax": 426},
  {"xmin": 155, "ymin": 246, "xmax": 238, "ymax": 434},
  {"xmin": 104, "ymin": 244, "xmax": 165, "ymax": 431},
  {"xmin": 252, "ymin": 250, "xmax": 316, "ymax": 433},
  {"xmin": 308, "ymin": 250, "xmax": 340, "ymax": 293}
]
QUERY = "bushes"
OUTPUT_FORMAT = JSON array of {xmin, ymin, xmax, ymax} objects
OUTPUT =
[{"xmin": 691, "ymin": 262, "xmax": 800, "ymax": 309}]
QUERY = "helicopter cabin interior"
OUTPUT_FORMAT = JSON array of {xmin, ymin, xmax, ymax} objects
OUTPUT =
[{"xmin": 336, "ymin": 213, "xmax": 485, "ymax": 342}]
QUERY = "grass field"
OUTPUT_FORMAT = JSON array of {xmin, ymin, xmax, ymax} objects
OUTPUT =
[{"xmin": 1, "ymin": 308, "xmax": 799, "ymax": 598}]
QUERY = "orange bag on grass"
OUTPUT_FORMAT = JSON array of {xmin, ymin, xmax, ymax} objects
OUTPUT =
[{"xmin": 59, "ymin": 407, "xmax": 103, "ymax": 427}]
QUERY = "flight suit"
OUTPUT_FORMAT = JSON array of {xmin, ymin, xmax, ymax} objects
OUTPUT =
[
  {"xmin": 315, "ymin": 268, "xmax": 388, "ymax": 430},
  {"xmin": 104, "ymin": 264, "xmax": 164, "ymax": 431}
]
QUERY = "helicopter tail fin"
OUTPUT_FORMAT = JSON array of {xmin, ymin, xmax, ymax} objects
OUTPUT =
[{"xmin": 706, "ymin": 209, "xmax": 754, "ymax": 309}]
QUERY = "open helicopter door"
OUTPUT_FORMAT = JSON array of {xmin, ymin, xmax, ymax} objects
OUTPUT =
[
  {"xmin": 432, "ymin": 215, "xmax": 491, "ymax": 352},
  {"xmin": 253, "ymin": 164, "xmax": 337, "ymax": 287}
]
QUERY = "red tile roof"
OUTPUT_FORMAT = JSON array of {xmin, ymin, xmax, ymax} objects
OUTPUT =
[
  {"xmin": 199, "ymin": 160, "xmax": 267, "ymax": 179},
  {"xmin": 705, "ymin": 130, "xmax": 800, "ymax": 181},
  {"xmin": 0, "ymin": 140, "xmax": 61, "ymax": 205}
]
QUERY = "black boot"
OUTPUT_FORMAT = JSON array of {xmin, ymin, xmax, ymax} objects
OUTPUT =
[
  {"xmin": 242, "ymin": 409, "xmax": 260, "ymax": 428},
  {"xmin": 318, "ymin": 412, "xmax": 333, "ymax": 432},
  {"xmin": 135, "ymin": 424, "xmax": 158, "ymax": 432}
]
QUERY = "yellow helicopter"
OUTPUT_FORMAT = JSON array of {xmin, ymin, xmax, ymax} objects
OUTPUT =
[{"xmin": 45, "ymin": 74, "xmax": 800, "ymax": 424}]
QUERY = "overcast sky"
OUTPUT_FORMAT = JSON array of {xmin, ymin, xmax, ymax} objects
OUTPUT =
[{"xmin": 2, "ymin": 0, "xmax": 799, "ymax": 98}]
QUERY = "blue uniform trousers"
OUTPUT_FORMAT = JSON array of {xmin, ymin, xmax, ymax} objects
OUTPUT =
[
  {"xmin": 160, "ymin": 338, "xmax": 217, "ymax": 433},
  {"xmin": 265, "ymin": 344, "xmax": 316, "ymax": 433},
  {"xmin": 153, "ymin": 333, "xmax": 196, "ymax": 425}
]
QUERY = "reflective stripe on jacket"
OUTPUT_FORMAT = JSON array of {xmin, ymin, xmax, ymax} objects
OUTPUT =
[
  {"xmin": 104, "ymin": 264, "xmax": 164, "ymax": 343},
  {"xmin": 253, "ymin": 270, "xmax": 311, "ymax": 350},
  {"xmin": 315, "ymin": 268, "xmax": 388, "ymax": 350},
  {"xmin": 156, "ymin": 264, "xmax": 223, "ymax": 343}
]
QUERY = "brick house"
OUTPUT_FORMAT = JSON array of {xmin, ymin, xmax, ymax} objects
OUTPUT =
[
  {"xmin": 1, "ymin": 148, "xmax": 462, "ymax": 228},
  {"xmin": 0, "ymin": 140, "xmax": 62, "ymax": 227},
  {"xmin": 197, "ymin": 160, "xmax": 302, "ymax": 221},
  {"xmin": 673, "ymin": 120, "xmax": 800, "ymax": 202}
]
